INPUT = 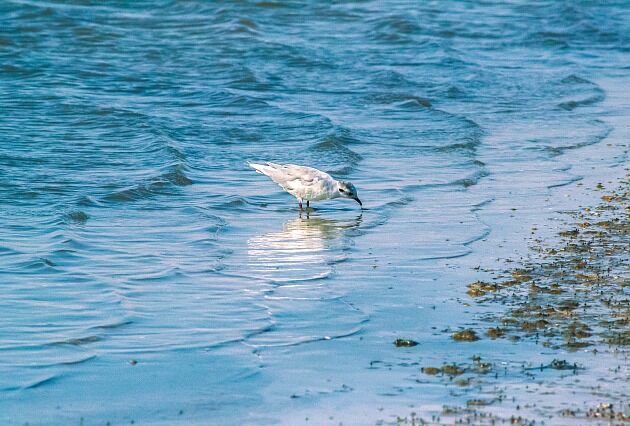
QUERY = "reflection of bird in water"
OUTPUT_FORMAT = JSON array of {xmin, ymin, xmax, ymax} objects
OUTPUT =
[{"xmin": 246, "ymin": 214, "xmax": 362, "ymax": 282}]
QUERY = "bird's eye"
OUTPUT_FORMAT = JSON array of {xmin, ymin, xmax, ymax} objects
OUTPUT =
[{"xmin": 339, "ymin": 188, "xmax": 345, "ymax": 193}]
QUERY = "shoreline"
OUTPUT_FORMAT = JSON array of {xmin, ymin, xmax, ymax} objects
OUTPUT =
[
  {"xmin": 401, "ymin": 171, "xmax": 629, "ymax": 426},
  {"xmin": 387, "ymin": 77, "xmax": 630, "ymax": 425}
]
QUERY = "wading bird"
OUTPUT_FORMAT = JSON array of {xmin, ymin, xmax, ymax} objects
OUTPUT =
[{"xmin": 249, "ymin": 162, "xmax": 362, "ymax": 210}]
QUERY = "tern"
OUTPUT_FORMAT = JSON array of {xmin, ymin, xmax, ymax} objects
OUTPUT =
[{"xmin": 249, "ymin": 162, "xmax": 362, "ymax": 209}]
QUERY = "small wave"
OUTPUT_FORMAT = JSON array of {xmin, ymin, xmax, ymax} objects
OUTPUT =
[
  {"xmin": 255, "ymin": 1, "xmax": 286, "ymax": 8},
  {"xmin": 0, "ymin": 245, "xmax": 22, "ymax": 256},
  {"xmin": 104, "ymin": 183, "xmax": 168, "ymax": 202},
  {"xmin": 561, "ymin": 74, "xmax": 591, "ymax": 85},
  {"xmin": 416, "ymin": 246, "xmax": 472, "ymax": 261},
  {"xmin": 17, "ymin": 355, "xmax": 97, "ymax": 369},
  {"xmin": 103, "ymin": 164, "xmax": 192, "ymax": 202},
  {"xmin": 76, "ymin": 195, "xmax": 101, "ymax": 207},
  {"xmin": 162, "ymin": 144, "xmax": 187, "ymax": 162},
  {"xmin": 558, "ymin": 93, "xmax": 605, "ymax": 111},
  {"xmin": 162, "ymin": 164, "xmax": 193, "ymax": 186},
  {"xmin": 214, "ymin": 268, "xmax": 334, "ymax": 285},
  {"xmin": 446, "ymin": 85, "xmax": 465, "ymax": 98},
  {"xmin": 397, "ymin": 98, "xmax": 432, "ymax": 109},
  {"xmin": 59, "ymin": 237, "xmax": 92, "ymax": 252},
  {"xmin": 405, "ymin": 176, "xmax": 488, "ymax": 192},
  {"xmin": 52, "ymin": 335, "xmax": 102, "ymax": 346},
  {"xmin": 367, "ymin": 15, "xmax": 421, "ymax": 43},
  {"xmin": 382, "ymin": 195, "xmax": 414, "ymax": 209},
  {"xmin": 434, "ymin": 138, "xmax": 480, "ymax": 153},
  {"xmin": 366, "ymin": 93, "xmax": 432, "ymax": 108},
  {"xmin": 452, "ymin": 169, "xmax": 490, "ymax": 188},
  {"xmin": 324, "ymin": 127, "xmax": 361, "ymax": 145},
  {"xmin": 0, "ymin": 153, "xmax": 48, "ymax": 166},
  {"xmin": 303, "ymin": 127, "xmax": 363, "ymax": 174},
  {"xmin": 547, "ymin": 175, "xmax": 584, "ymax": 189},
  {"xmin": 557, "ymin": 74, "xmax": 606, "ymax": 110},
  {"xmin": 208, "ymin": 90, "xmax": 271, "ymax": 111},
  {"xmin": 214, "ymin": 197, "xmax": 255, "ymax": 211},
  {"xmin": 23, "ymin": 374, "xmax": 60, "ymax": 390},
  {"xmin": 224, "ymin": 18, "xmax": 260, "ymax": 35},
  {"xmin": 539, "ymin": 120, "xmax": 612, "ymax": 156},
  {"xmin": 3, "ymin": 189, "xmax": 39, "ymax": 201},
  {"xmin": 10, "ymin": 257, "xmax": 60, "ymax": 272},
  {"xmin": 325, "ymin": 165, "xmax": 355, "ymax": 177},
  {"xmin": 89, "ymin": 319, "xmax": 133, "ymax": 330},
  {"xmin": 368, "ymin": 69, "xmax": 417, "ymax": 89},
  {"xmin": 534, "ymin": 31, "xmax": 569, "ymax": 47},
  {"xmin": 244, "ymin": 323, "xmax": 367, "ymax": 349},
  {"xmin": 0, "ymin": 64, "xmax": 43, "ymax": 79},
  {"xmin": 230, "ymin": 66, "xmax": 262, "ymax": 88},
  {"xmin": 309, "ymin": 137, "xmax": 362, "ymax": 164}
]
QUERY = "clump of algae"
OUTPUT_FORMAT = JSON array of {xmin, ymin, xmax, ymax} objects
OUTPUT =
[
  {"xmin": 462, "ymin": 176, "xmax": 630, "ymax": 351},
  {"xmin": 391, "ymin": 176, "xmax": 630, "ymax": 425},
  {"xmin": 393, "ymin": 338, "xmax": 418, "ymax": 347},
  {"xmin": 452, "ymin": 329, "xmax": 480, "ymax": 341}
]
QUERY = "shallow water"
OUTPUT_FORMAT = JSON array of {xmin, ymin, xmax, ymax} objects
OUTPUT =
[{"xmin": 1, "ymin": 1, "xmax": 629, "ymax": 424}]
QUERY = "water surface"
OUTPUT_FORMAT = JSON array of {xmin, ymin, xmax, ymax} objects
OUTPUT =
[{"xmin": 1, "ymin": 0, "xmax": 629, "ymax": 423}]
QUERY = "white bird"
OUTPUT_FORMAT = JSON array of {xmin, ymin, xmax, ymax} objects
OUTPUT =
[{"xmin": 249, "ymin": 162, "xmax": 362, "ymax": 209}]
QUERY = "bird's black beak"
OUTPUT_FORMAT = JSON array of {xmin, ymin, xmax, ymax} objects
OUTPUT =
[{"xmin": 354, "ymin": 197, "xmax": 362, "ymax": 207}]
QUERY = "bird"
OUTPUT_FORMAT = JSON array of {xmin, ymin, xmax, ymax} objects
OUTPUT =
[{"xmin": 249, "ymin": 162, "xmax": 362, "ymax": 210}]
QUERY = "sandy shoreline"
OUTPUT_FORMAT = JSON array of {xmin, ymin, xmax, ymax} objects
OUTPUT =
[
  {"xmin": 385, "ymin": 78, "xmax": 630, "ymax": 425},
  {"xmin": 398, "ymin": 173, "xmax": 630, "ymax": 426}
]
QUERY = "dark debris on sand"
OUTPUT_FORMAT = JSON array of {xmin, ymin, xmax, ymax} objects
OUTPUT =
[
  {"xmin": 387, "ymin": 174, "xmax": 630, "ymax": 425},
  {"xmin": 467, "ymin": 175, "xmax": 630, "ymax": 351}
]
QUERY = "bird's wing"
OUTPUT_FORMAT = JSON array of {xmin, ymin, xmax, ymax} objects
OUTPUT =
[
  {"xmin": 271, "ymin": 164, "xmax": 331, "ymax": 191},
  {"xmin": 250, "ymin": 162, "xmax": 333, "ymax": 193},
  {"xmin": 249, "ymin": 162, "xmax": 276, "ymax": 177}
]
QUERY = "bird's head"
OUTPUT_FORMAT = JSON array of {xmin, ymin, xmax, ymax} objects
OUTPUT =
[{"xmin": 338, "ymin": 181, "xmax": 362, "ymax": 207}]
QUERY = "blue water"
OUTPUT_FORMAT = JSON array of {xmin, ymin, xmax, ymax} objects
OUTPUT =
[{"xmin": 1, "ymin": 1, "xmax": 629, "ymax": 424}]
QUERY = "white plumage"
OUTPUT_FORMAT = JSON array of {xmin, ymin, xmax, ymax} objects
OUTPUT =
[{"xmin": 249, "ymin": 162, "xmax": 362, "ymax": 209}]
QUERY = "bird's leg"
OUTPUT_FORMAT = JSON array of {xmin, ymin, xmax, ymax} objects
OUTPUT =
[
  {"xmin": 298, "ymin": 198, "xmax": 303, "ymax": 210},
  {"xmin": 306, "ymin": 200, "xmax": 310, "ymax": 208}
]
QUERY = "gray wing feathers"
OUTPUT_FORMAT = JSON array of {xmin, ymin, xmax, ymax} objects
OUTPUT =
[
  {"xmin": 249, "ymin": 162, "xmax": 275, "ymax": 177},
  {"xmin": 249, "ymin": 162, "xmax": 332, "ymax": 194},
  {"xmin": 249, "ymin": 162, "xmax": 288, "ymax": 184}
]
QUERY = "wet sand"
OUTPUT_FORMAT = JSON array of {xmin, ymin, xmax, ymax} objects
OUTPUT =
[
  {"xmin": 387, "ymin": 80, "xmax": 630, "ymax": 426},
  {"xmin": 395, "ymin": 174, "xmax": 630, "ymax": 425}
]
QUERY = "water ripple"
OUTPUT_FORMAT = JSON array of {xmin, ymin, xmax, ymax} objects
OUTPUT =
[{"xmin": 1, "ymin": 0, "xmax": 628, "ymax": 422}]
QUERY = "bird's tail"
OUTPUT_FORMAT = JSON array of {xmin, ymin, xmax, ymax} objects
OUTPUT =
[{"xmin": 248, "ymin": 161, "xmax": 277, "ymax": 177}]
